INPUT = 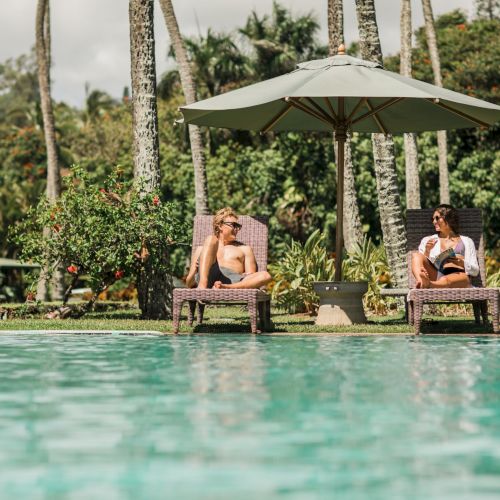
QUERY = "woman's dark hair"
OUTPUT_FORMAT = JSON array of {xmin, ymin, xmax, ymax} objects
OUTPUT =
[{"xmin": 434, "ymin": 204, "xmax": 460, "ymax": 234}]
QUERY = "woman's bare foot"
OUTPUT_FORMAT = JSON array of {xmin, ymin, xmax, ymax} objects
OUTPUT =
[{"xmin": 419, "ymin": 272, "xmax": 431, "ymax": 288}]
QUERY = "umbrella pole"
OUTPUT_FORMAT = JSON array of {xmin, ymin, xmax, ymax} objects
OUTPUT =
[{"xmin": 335, "ymin": 130, "xmax": 345, "ymax": 281}]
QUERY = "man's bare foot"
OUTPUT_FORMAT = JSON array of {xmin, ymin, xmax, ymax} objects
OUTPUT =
[
  {"xmin": 420, "ymin": 267, "xmax": 429, "ymax": 278},
  {"xmin": 213, "ymin": 281, "xmax": 231, "ymax": 289}
]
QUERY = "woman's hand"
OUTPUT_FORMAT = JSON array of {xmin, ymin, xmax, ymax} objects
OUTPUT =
[{"xmin": 424, "ymin": 238, "xmax": 436, "ymax": 257}]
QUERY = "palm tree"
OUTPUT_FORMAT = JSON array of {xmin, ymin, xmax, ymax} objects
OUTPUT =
[
  {"xmin": 421, "ymin": 0, "xmax": 450, "ymax": 204},
  {"xmin": 475, "ymin": 0, "xmax": 500, "ymax": 19},
  {"xmin": 158, "ymin": 0, "xmax": 210, "ymax": 215},
  {"xmin": 129, "ymin": 0, "xmax": 170, "ymax": 319},
  {"xmin": 240, "ymin": 1, "xmax": 323, "ymax": 80},
  {"xmin": 182, "ymin": 30, "xmax": 250, "ymax": 98},
  {"xmin": 327, "ymin": 0, "xmax": 363, "ymax": 253},
  {"xmin": 35, "ymin": 0, "xmax": 64, "ymax": 300},
  {"xmin": 400, "ymin": 0, "xmax": 421, "ymax": 209},
  {"xmin": 354, "ymin": 0, "xmax": 408, "ymax": 288}
]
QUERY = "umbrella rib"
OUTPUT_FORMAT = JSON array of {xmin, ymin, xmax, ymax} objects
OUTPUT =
[
  {"xmin": 350, "ymin": 97, "xmax": 404, "ymax": 127},
  {"xmin": 366, "ymin": 99, "xmax": 387, "ymax": 134},
  {"xmin": 260, "ymin": 101, "xmax": 293, "ymax": 133},
  {"xmin": 285, "ymin": 97, "xmax": 334, "ymax": 127},
  {"xmin": 346, "ymin": 97, "xmax": 368, "ymax": 123},
  {"xmin": 305, "ymin": 97, "xmax": 338, "ymax": 125},
  {"xmin": 323, "ymin": 97, "xmax": 339, "ymax": 123},
  {"xmin": 426, "ymin": 98, "xmax": 490, "ymax": 128}
]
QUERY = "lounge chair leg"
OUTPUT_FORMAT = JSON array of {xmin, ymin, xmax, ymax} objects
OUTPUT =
[
  {"xmin": 404, "ymin": 297, "xmax": 409, "ymax": 323},
  {"xmin": 408, "ymin": 300, "xmax": 414, "ymax": 325},
  {"xmin": 492, "ymin": 296, "xmax": 499, "ymax": 334},
  {"xmin": 480, "ymin": 300, "xmax": 488, "ymax": 325},
  {"xmin": 173, "ymin": 297, "xmax": 182, "ymax": 334},
  {"xmin": 258, "ymin": 302, "xmax": 265, "ymax": 331},
  {"xmin": 473, "ymin": 302, "xmax": 481, "ymax": 324},
  {"xmin": 414, "ymin": 300, "xmax": 423, "ymax": 335},
  {"xmin": 265, "ymin": 299, "xmax": 271, "ymax": 330},
  {"xmin": 197, "ymin": 302, "xmax": 205, "ymax": 324},
  {"xmin": 188, "ymin": 301, "xmax": 196, "ymax": 326},
  {"xmin": 248, "ymin": 298, "xmax": 259, "ymax": 334}
]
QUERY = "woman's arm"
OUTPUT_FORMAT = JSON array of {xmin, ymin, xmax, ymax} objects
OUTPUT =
[{"xmin": 462, "ymin": 236, "xmax": 479, "ymax": 277}]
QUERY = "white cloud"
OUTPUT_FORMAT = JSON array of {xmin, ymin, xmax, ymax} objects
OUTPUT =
[{"xmin": 0, "ymin": 0, "xmax": 474, "ymax": 107}]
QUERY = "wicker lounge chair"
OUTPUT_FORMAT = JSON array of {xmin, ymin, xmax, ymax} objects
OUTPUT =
[
  {"xmin": 172, "ymin": 215, "xmax": 271, "ymax": 334},
  {"xmin": 406, "ymin": 208, "xmax": 499, "ymax": 334}
]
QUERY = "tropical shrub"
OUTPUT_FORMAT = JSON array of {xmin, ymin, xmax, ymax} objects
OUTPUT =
[
  {"xmin": 271, "ymin": 231, "xmax": 393, "ymax": 315},
  {"xmin": 270, "ymin": 229, "xmax": 335, "ymax": 314},
  {"xmin": 11, "ymin": 166, "xmax": 186, "ymax": 316},
  {"xmin": 342, "ymin": 237, "xmax": 392, "ymax": 315}
]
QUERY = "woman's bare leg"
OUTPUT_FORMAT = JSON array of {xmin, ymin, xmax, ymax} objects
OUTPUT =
[
  {"xmin": 213, "ymin": 271, "xmax": 272, "ymax": 290},
  {"xmin": 197, "ymin": 236, "xmax": 218, "ymax": 289},
  {"xmin": 425, "ymin": 273, "xmax": 470, "ymax": 289},
  {"xmin": 411, "ymin": 252, "xmax": 437, "ymax": 288}
]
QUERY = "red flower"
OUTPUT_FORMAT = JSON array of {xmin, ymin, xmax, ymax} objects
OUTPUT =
[
  {"xmin": 26, "ymin": 292, "xmax": 35, "ymax": 301},
  {"xmin": 152, "ymin": 195, "xmax": 160, "ymax": 206},
  {"xmin": 115, "ymin": 270, "xmax": 124, "ymax": 280},
  {"xmin": 67, "ymin": 265, "xmax": 78, "ymax": 274},
  {"xmin": 99, "ymin": 188, "xmax": 107, "ymax": 194},
  {"xmin": 457, "ymin": 23, "xmax": 466, "ymax": 31}
]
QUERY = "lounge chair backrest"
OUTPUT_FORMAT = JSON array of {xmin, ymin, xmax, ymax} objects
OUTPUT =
[
  {"xmin": 192, "ymin": 215, "xmax": 269, "ymax": 271},
  {"xmin": 406, "ymin": 208, "xmax": 485, "ymax": 288}
]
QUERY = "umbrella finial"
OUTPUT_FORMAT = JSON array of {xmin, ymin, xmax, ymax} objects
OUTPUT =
[{"xmin": 337, "ymin": 44, "xmax": 346, "ymax": 55}]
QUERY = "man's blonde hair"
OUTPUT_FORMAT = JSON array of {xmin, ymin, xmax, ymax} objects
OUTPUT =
[{"xmin": 213, "ymin": 207, "xmax": 238, "ymax": 236}]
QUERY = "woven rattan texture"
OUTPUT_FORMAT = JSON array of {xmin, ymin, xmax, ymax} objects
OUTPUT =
[{"xmin": 406, "ymin": 208, "xmax": 485, "ymax": 288}]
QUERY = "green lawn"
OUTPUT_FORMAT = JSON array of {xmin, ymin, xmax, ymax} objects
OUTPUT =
[{"xmin": 0, "ymin": 303, "xmax": 496, "ymax": 335}]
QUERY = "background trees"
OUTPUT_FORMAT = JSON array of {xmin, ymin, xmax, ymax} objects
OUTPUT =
[{"xmin": 2, "ymin": 3, "xmax": 498, "ymax": 288}]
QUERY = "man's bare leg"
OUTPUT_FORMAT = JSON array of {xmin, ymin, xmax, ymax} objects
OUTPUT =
[
  {"xmin": 213, "ymin": 271, "xmax": 272, "ymax": 290},
  {"xmin": 197, "ymin": 236, "xmax": 218, "ymax": 289},
  {"xmin": 411, "ymin": 252, "xmax": 437, "ymax": 288}
]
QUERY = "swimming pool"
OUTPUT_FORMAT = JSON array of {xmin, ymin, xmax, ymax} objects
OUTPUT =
[{"xmin": 1, "ymin": 334, "xmax": 499, "ymax": 499}]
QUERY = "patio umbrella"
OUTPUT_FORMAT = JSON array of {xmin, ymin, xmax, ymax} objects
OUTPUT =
[{"xmin": 179, "ymin": 47, "xmax": 500, "ymax": 281}]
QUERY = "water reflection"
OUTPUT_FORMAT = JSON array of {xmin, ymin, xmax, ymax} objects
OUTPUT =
[{"xmin": 0, "ymin": 334, "xmax": 499, "ymax": 499}]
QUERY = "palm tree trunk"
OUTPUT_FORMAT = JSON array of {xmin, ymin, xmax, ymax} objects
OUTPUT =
[
  {"xmin": 355, "ymin": 0, "xmax": 408, "ymax": 287},
  {"xmin": 158, "ymin": 0, "xmax": 209, "ymax": 215},
  {"xmin": 35, "ymin": 0, "xmax": 64, "ymax": 301},
  {"xmin": 421, "ymin": 0, "xmax": 450, "ymax": 204},
  {"xmin": 328, "ymin": 0, "xmax": 363, "ymax": 253},
  {"xmin": 400, "ymin": 0, "xmax": 420, "ymax": 209},
  {"xmin": 129, "ymin": 0, "xmax": 171, "ymax": 319}
]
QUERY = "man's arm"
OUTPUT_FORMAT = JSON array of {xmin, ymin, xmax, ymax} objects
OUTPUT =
[{"xmin": 243, "ymin": 246, "xmax": 257, "ymax": 274}]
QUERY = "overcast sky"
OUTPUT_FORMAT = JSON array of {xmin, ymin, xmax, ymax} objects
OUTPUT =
[{"xmin": 0, "ymin": 0, "xmax": 474, "ymax": 108}]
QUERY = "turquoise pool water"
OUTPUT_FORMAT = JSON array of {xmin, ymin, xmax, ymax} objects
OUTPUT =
[{"xmin": 1, "ymin": 334, "xmax": 499, "ymax": 499}]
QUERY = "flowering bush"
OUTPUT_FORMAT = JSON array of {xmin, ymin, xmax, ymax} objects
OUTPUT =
[{"xmin": 11, "ymin": 166, "xmax": 187, "ymax": 316}]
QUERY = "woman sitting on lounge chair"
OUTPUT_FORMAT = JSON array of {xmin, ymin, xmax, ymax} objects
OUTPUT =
[{"xmin": 412, "ymin": 204, "xmax": 479, "ymax": 289}]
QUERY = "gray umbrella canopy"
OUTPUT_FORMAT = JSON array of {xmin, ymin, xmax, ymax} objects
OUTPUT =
[
  {"xmin": 179, "ymin": 51, "xmax": 500, "ymax": 281},
  {"xmin": 180, "ymin": 53, "xmax": 500, "ymax": 134}
]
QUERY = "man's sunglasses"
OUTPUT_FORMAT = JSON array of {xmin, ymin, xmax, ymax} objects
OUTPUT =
[{"xmin": 222, "ymin": 221, "xmax": 242, "ymax": 231}]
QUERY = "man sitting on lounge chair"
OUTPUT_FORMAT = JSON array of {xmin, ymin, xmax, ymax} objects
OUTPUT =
[{"xmin": 185, "ymin": 207, "xmax": 272, "ymax": 290}]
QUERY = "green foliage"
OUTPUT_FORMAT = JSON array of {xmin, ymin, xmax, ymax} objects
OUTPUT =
[
  {"xmin": 342, "ymin": 237, "xmax": 392, "ymax": 315},
  {"xmin": 270, "ymin": 229, "xmax": 335, "ymax": 314},
  {"xmin": 10, "ymin": 166, "xmax": 187, "ymax": 310},
  {"xmin": 271, "ymin": 232, "xmax": 393, "ymax": 316}
]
